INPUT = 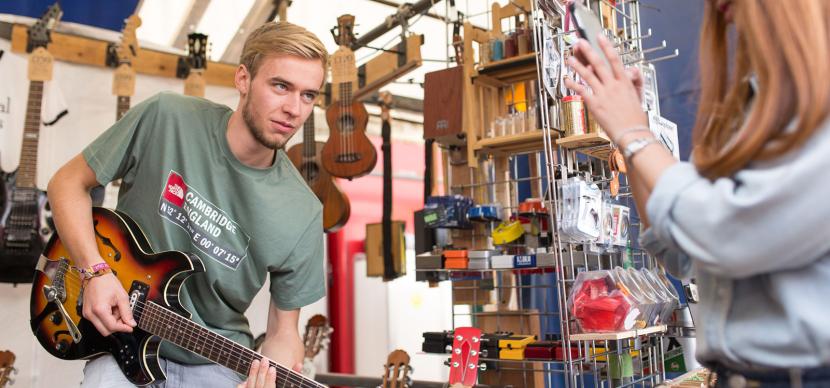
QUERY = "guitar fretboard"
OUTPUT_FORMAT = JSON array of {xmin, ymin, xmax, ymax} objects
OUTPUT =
[
  {"xmin": 116, "ymin": 96, "xmax": 131, "ymax": 121},
  {"xmin": 302, "ymin": 110, "xmax": 316, "ymax": 158},
  {"xmin": 17, "ymin": 80, "xmax": 44, "ymax": 189},
  {"xmin": 137, "ymin": 301, "xmax": 324, "ymax": 388}
]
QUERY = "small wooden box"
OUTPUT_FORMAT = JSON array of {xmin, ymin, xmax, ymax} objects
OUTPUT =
[
  {"xmin": 423, "ymin": 66, "xmax": 466, "ymax": 145},
  {"xmin": 366, "ymin": 221, "xmax": 406, "ymax": 277}
]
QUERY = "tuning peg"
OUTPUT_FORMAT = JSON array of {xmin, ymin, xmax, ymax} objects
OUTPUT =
[
  {"xmin": 479, "ymin": 363, "xmax": 488, "ymax": 372},
  {"xmin": 7, "ymin": 377, "xmax": 14, "ymax": 385},
  {"xmin": 455, "ymin": 335, "xmax": 464, "ymax": 341},
  {"xmin": 480, "ymin": 349, "xmax": 489, "ymax": 358},
  {"xmin": 443, "ymin": 359, "xmax": 451, "ymax": 367}
]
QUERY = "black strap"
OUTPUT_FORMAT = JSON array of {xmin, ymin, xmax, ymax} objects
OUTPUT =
[
  {"xmin": 381, "ymin": 116, "xmax": 394, "ymax": 280},
  {"xmin": 424, "ymin": 138, "xmax": 434, "ymax": 200}
]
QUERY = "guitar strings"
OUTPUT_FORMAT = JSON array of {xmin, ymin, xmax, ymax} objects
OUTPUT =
[{"xmin": 54, "ymin": 271, "xmax": 323, "ymax": 388}]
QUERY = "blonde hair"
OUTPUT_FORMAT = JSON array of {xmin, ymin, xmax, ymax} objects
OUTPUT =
[
  {"xmin": 693, "ymin": 0, "xmax": 830, "ymax": 179},
  {"xmin": 240, "ymin": 21, "xmax": 328, "ymax": 79}
]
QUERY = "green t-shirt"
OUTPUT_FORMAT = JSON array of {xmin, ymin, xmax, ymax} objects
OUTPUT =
[{"xmin": 82, "ymin": 92, "xmax": 325, "ymax": 365}]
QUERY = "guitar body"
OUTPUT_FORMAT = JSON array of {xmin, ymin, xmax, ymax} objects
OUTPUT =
[
  {"xmin": 287, "ymin": 141, "xmax": 350, "ymax": 232},
  {"xmin": 30, "ymin": 207, "xmax": 203, "ymax": 385},
  {"xmin": 321, "ymin": 101, "xmax": 376, "ymax": 179},
  {"xmin": 0, "ymin": 169, "xmax": 52, "ymax": 283}
]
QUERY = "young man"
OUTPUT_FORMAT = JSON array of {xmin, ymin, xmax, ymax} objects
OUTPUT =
[{"xmin": 47, "ymin": 21, "xmax": 327, "ymax": 387}]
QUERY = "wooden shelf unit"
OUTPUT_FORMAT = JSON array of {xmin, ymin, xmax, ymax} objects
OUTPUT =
[
  {"xmin": 569, "ymin": 325, "xmax": 667, "ymax": 341},
  {"xmin": 556, "ymin": 132, "xmax": 613, "ymax": 159},
  {"xmin": 474, "ymin": 129, "xmax": 558, "ymax": 154},
  {"xmin": 475, "ymin": 52, "xmax": 538, "ymax": 83}
]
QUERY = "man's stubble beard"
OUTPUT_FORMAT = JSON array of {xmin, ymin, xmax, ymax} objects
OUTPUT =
[{"xmin": 242, "ymin": 97, "xmax": 289, "ymax": 150}]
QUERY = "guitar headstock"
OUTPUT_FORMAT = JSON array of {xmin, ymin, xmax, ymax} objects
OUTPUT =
[
  {"xmin": 333, "ymin": 14, "xmax": 356, "ymax": 49},
  {"xmin": 381, "ymin": 349, "xmax": 411, "ymax": 388},
  {"xmin": 379, "ymin": 91, "xmax": 393, "ymax": 122},
  {"xmin": 27, "ymin": 3, "xmax": 62, "ymax": 52},
  {"xmin": 116, "ymin": 14, "xmax": 142, "ymax": 65},
  {"xmin": 302, "ymin": 314, "xmax": 333, "ymax": 359},
  {"xmin": 0, "ymin": 350, "xmax": 17, "ymax": 388},
  {"xmin": 187, "ymin": 33, "xmax": 209, "ymax": 71},
  {"xmin": 448, "ymin": 327, "xmax": 482, "ymax": 388}
]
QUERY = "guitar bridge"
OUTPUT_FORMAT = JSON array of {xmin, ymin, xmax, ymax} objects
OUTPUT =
[{"xmin": 335, "ymin": 153, "xmax": 362, "ymax": 163}]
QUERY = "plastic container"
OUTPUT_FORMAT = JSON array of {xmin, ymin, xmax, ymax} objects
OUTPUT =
[
  {"xmin": 630, "ymin": 268, "xmax": 670, "ymax": 326},
  {"xmin": 610, "ymin": 267, "xmax": 654, "ymax": 329},
  {"xmin": 644, "ymin": 268, "xmax": 680, "ymax": 323},
  {"xmin": 568, "ymin": 270, "xmax": 641, "ymax": 333}
]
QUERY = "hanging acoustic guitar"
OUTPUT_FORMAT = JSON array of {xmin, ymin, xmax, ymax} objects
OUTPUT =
[
  {"xmin": 0, "ymin": 3, "xmax": 62, "ymax": 283},
  {"xmin": 0, "ymin": 350, "xmax": 16, "ymax": 387},
  {"xmin": 321, "ymin": 14, "xmax": 377, "ymax": 180},
  {"xmin": 381, "ymin": 349, "xmax": 412, "ymax": 388},
  {"xmin": 287, "ymin": 106, "xmax": 350, "ymax": 232},
  {"xmin": 299, "ymin": 314, "xmax": 333, "ymax": 379}
]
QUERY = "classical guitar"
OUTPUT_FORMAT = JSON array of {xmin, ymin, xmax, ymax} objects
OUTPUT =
[
  {"xmin": 30, "ymin": 207, "xmax": 327, "ymax": 387},
  {"xmin": 300, "ymin": 314, "xmax": 332, "ymax": 379},
  {"xmin": 101, "ymin": 14, "xmax": 142, "ymax": 209},
  {"xmin": 381, "ymin": 349, "xmax": 411, "ymax": 388},
  {"xmin": 0, "ymin": 350, "xmax": 16, "ymax": 388},
  {"xmin": 183, "ymin": 33, "xmax": 208, "ymax": 98},
  {"xmin": 0, "ymin": 3, "xmax": 62, "ymax": 283},
  {"xmin": 287, "ymin": 107, "xmax": 350, "ymax": 232},
  {"xmin": 447, "ymin": 327, "xmax": 483, "ymax": 388},
  {"xmin": 321, "ymin": 15, "xmax": 377, "ymax": 180}
]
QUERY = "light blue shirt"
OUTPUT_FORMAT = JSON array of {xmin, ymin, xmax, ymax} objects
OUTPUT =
[{"xmin": 640, "ymin": 117, "xmax": 830, "ymax": 370}]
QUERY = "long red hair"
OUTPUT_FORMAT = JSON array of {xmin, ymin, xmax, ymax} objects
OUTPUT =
[{"xmin": 693, "ymin": 0, "xmax": 830, "ymax": 178}]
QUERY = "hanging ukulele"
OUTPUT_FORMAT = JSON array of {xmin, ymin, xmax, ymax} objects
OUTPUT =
[
  {"xmin": 0, "ymin": 3, "xmax": 62, "ymax": 284},
  {"xmin": 183, "ymin": 33, "xmax": 208, "ymax": 97},
  {"xmin": 101, "ymin": 13, "xmax": 142, "ymax": 209},
  {"xmin": 287, "ymin": 103, "xmax": 351, "ymax": 232},
  {"xmin": 321, "ymin": 14, "xmax": 377, "ymax": 180},
  {"xmin": 0, "ymin": 350, "xmax": 16, "ymax": 388},
  {"xmin": 447, "ymin": 327, "xmax": 483, "ymax": 388}
]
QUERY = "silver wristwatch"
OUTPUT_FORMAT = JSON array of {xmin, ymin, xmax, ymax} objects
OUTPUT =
[{"xmin": 622, "ymin": 137, "xmax": 661, "ymax": 159}]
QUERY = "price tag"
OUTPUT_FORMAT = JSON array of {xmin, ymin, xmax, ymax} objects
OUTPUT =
[
  {"xmin": 28, "ymin": 47, "xmax": 53, "ymax": 81},
  {"xmin": 648, "ymin": 113, "xmax": 680, "ymax": 159},
  {"xmin": 112, "ymin": 64, "xmax": 136, "ymax": 96}
]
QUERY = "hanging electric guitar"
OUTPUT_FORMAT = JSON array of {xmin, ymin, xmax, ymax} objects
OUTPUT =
[
  {"xmin": 0, "ymin": 351, "xmax": 17, "ymax": 388},
  {"xmin": 447, "ymin": 327, "xmax": 483, "ymax": 388},
  {"xmin": 30, "ymin": 207, "xmax": 327, "ymax": 387},
  {"xmin": 0, "ymin": 3, "xmax": 62, "ymax": 283},
  {"xmin": 381, "ymin": 349, "xmax": 412, "ymax": 388},
  {"xmin": 287, "ymin": 107, "xmax": 350, "ymax": 232},
  {"xmin": 321, "ymin": 14, "xmax": 377, "ymax": 180},
  {"xmin": 300, "ymin": 314, "xmax": 333, "ymax": 379},
  {"xmin": 101, "ymin": 13, "xmax": 142, "ymax": 209},
  {"xmin": 183, "ymin": 33, "xmax": 208, "ymax": 98}
]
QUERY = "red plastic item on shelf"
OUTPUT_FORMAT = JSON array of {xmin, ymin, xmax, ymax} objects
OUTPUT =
[{"xmin": 571, "ymin": 276, "xmax": 633, "ymax": 332}]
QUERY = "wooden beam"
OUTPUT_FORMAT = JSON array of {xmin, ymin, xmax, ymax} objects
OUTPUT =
[
  {"xmin": 342, "ymin": 34, "xmax": 423, "ymax": 103},
  {"xmin": 220, "ymin": 0, "xmax": 277, "ymax": 63},
  {"xmin": 10, "ymin": 24, "xmax": 237, "ymax": 87},
  {"xmin": 171, "ymin": 0, "xmax": 211, "ymax": 50}
]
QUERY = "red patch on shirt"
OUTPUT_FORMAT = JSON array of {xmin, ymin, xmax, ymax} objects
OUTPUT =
[{"xmin": 163, "ymin": 172, "xmax": 187, "ymax": 207}]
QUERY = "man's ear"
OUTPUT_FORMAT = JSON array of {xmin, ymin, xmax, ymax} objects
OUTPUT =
[{"xmin": 235, "ymin": 64, "xmax": 251, "ymax": 95}]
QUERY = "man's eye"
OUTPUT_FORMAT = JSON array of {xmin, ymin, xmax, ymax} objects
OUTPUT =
[
  {"xmin": 302, "ymin": 93, "xmax": 316, "ymax": 103},
  {"xmin": 274, "ymin": 83, "xmax": 287, "ymax": 91}
]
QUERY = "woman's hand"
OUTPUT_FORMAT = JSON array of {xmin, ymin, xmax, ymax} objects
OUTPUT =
[{"xmin": 564, "ymin": 34, "xmax": 650, "ymax": 145}]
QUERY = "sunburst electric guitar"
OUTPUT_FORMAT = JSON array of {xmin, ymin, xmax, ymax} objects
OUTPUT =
[{"xmin": 30, "ymin": 207, "xmax": 327, "ymax": 387}]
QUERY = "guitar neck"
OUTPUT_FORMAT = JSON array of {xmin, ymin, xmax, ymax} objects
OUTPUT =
[
  {"xmin": 18, "ymin": 80, "xmax": 45, "ymax": 189},
  {"xmin": 302, "ymin": 111, "xmax": 315, "ymax": 158},
  {"xmin": 116, "ymin": 95, "xmax": 131, "ymax": 121},
  {"xmin": 138, "ymin": 301, "xmax": 322, "ymax": 387},
  {"xmin": 338, "ymin": 81, "xmax": 352, "ymax": 107}
]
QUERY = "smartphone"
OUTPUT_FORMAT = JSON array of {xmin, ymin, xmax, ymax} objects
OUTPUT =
[{"xmin": 568, "ymin": 1, "xmax": 612, "ymax": 71}]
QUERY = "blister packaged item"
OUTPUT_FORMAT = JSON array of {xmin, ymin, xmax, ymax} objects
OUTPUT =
[
  {"xmin": 628, "ymin": 268, "xmax": 667, "ymax": 326},
  {"xmin": 611, "ymin": 204, "xmax": 630, "ymax": 246},
  {"xmin": 642, "ymin": 268, "xmax": 678, "ymax": 323},
  {"xmin": 611, "ymin": 267, "xmax": 657, "ymax": 328},
  {"xmin": 558, "ymin": 177, "xmax": 603, "ymax": 243},
  {"xmin": 568, "ymin": 270, "xmax": 640, "ymax": 333},
  {"xmin": 424, "ymin": 195, "xmax": 474, "ymax": 229}
]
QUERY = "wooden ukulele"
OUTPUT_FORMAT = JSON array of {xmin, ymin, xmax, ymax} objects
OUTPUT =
[
  {"xmin": 447, "ymin": 327, "xmax": 483, "ymax": 388},
  {"xmin": 0, "ymin": 3, "xmax": 62, "ymax": 283},
  {"xmin": 183, "ymin": 33, "xmax": 208, "ymax": 98},
  {"xmin": 0, "ymin": 351, "xmax": 16, "ymax": 387},
  {"xmin": 30, "ymin": 207, "xmax": 327, "ymax": 387},
  {"xmin": 287, "ymin": 107, "xmax": 350, "ymax": 232},
  {"xmin": 102, "ymin": 14, "xmax": 142, "ymax": 209},
  {"xmin": 300, "ymin": 314, "xmax": 333, "ymax": 379},
  {"xmin": 321, "ymin": 15, "xmax": 377, "ymax": 180},
  {"xmin": 381, "ymin": 349, "xmax": 412, "ymax": 388}
]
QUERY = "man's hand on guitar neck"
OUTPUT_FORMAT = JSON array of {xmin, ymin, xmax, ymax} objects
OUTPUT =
[
  {"xmin": 239, "ymin": 358, "xmax": 277, "ymax": 388},
  {"xmin": 82, "ymin": 271, "xmax": 136, "ymax": 336}
]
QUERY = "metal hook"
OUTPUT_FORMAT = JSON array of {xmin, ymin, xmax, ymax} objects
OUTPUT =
[
  {"xmin": 625, "ymin": 49, "xmax": 680, "ymax": 65},
  {"xmin": 614, "ymin": 28, "xmax": 652, "ymax": 46}
]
